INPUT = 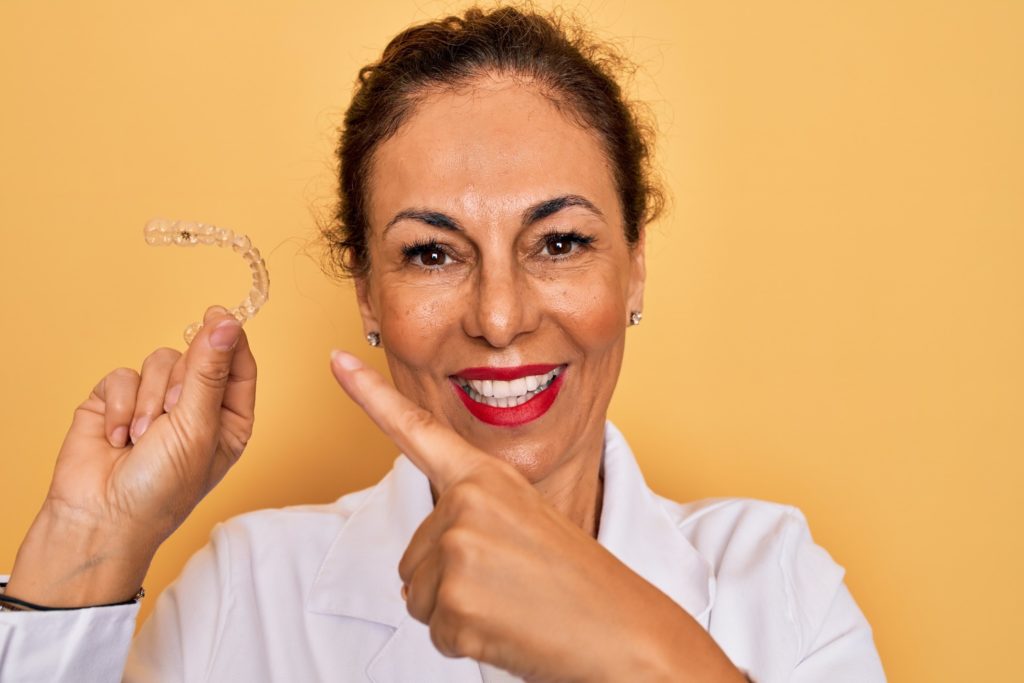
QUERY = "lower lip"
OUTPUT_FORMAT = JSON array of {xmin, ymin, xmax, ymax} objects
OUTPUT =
[{"xmin": 451, "ymin": 370, "xmax": 566, "ymax": 427}]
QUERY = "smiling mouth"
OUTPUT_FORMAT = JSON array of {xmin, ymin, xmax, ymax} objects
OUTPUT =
[
  {"xmin": 453, "ymin": 366, "xmax": 564, "ymax": 408},
  {"xmin": 449, "ymin": 364, "xmax": 567, "ymax": 427}
]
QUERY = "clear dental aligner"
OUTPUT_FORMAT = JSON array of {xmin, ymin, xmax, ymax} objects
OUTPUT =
[{"xmin": 144, "ymin": 218, "xmax": 270, "ymax": 345}]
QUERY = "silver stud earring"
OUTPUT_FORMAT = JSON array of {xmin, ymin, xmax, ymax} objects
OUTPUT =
[
  {"xmin": 366, "ymin": 331, "xmax": 381, "ymax": 347},
  {"xmin": 629, "ymin": 311, "xmax": 643, "ymax": 327}
]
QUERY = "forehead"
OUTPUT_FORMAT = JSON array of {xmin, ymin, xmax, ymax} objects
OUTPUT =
[{"xmin": 367, "ymin": 77, "xmax": 619, "ymax": 228}]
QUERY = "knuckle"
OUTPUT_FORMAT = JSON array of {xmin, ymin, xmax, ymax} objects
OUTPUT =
[
  {"xmin": 451, "ymin": 628, "xmax": 483, "ymax": 660},
  {"xmin": 109, "ymin": 366, "xmax": 140, "ymax": 382},
  {"xmin": 102, "ymin": 380, "xmax": 137, "ymax": 414},
  {"xmin": 107, "ymin": 396, "xmax": 134, "ymax": 416},
  {"xmin": 144, "ymin": 347, "xmax": 181, "ymax": 367},
  {"xmin": 446, "ymin": 480, "xmax": 485, "ymax": 514},
  {"xmin": 431, "ymin": 614, "xmax": 482, "ymax": 660},
  {"xmin": 193, "ymin": 360, "xmax": 231, "ymax": 386},
  {"xmin": 437, "ymin": 528, "xmax": 477, "ymax": 569},
  {"xmin": 434, "ymin": 579, "xmax": 470, "ymax": 621},
  {"xmin": 138, "ymin": 393, "xmax": 165, "ymax": 413}
]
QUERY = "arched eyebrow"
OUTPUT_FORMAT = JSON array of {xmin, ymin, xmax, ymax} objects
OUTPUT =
[
  {"xmin": 523, "ymin": 194, "xmax": 603, "ymax": 226},
  {"xmin": 384, "ymin": 210, "xmax": 460, "ymax": 234},
  {"xmin": 383, "ymin": 194, "xmax": 604, "ymax": 236}
]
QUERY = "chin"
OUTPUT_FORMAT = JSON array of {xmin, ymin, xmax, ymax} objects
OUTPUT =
[{"xmin": 453, "ymin": 423, "xmax": 568, "ymax": 484}]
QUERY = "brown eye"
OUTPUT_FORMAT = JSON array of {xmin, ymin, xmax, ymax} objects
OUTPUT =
[
  {"xmin": 402, "ymin": 241, "xmax": 453, "ymax": 269},
  {"xmin": 419, "ymin": 247, "xmax": 446, "ymax": 266},
  {"xmin": 544, "ymin": 235, "xmax": 573, "ymax": 256}
]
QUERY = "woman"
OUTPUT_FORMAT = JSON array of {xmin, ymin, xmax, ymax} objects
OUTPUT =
[{"xmin": 0, "ymin": 6, "xmax": 885, "ymax": 682}]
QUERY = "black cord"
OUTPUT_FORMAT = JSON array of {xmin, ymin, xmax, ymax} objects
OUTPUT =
[{"xmin": 0, "ymin": 581, "xmax": 142, "ymax": 611}]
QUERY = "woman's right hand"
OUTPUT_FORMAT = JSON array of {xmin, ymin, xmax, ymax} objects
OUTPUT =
[{"xmin": 5, "ymin": 305, "xmax": 257, "ymax": 608}]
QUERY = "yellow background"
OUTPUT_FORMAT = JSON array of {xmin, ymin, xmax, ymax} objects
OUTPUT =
[{"xmin": 2, "ymin": 1, "xmax": 1021, "ymax": 680}]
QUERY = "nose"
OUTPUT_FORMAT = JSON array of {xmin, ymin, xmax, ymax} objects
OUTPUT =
[{"xmin": 463, "ymin": 260, "xmax": 540, "ymax": 348}]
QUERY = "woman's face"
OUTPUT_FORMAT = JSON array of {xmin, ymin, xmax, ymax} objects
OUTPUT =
[{"xmin": 356, "ymin": 75, "xmax": 645, "ymax": 485}]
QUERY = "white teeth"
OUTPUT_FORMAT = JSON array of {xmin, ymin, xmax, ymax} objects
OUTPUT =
[
  {"xmin": 466, "ymin": 371, "xmax": 558, "ymax": 399},
  {"xmin": 458, "ymin": 367, "xmax": 563, "ymax": 408}
]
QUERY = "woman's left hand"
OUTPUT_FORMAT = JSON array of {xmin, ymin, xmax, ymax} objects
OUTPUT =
[{"xmin": 330, "ymin": 350, "xmax": 745, "ymax": 683}]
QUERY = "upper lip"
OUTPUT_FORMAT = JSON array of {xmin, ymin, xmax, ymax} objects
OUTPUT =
[{"xmin": 453, "ymin": 364, "xmax": 563, "ymax": 381}]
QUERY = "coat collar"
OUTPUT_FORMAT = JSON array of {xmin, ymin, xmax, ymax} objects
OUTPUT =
[
  {"xmin": 306, "ymin": 422, "xmax": 715, "ymax": 682},
  {"xmin": 596, "ymin": 422, "xmax": 715, "ymax": 628}
]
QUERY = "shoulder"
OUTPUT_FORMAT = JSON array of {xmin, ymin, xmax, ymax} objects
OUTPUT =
[
  {"xmin": 658, "ymin": 496, "xmax": 837, "ymax": 573},
  {"xmin": 658, "ymin": 496, "xmax": 848, "ymax": 657}
]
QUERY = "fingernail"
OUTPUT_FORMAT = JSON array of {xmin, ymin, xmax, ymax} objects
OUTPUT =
[
  {"xmin": 111, "ymin": 426, "xmax": 128, "ymax": 449},
  {"xmin": 164, "ymin": 384, "xmax": 182, "ymax": 412},
  {"xmin": 331, "ymin": 349, "xmax": 363, "ymax": 371},
  {"xmin": 130, "ymin": 415, "xmax": 150, "ymax": 444},
  {"xmin": 208, "ymin": 318, "xmax": 241, "ymax": 351},
  {"xmin": 401, "ymin": 584, "xmax": 408, "ymax": 601}
]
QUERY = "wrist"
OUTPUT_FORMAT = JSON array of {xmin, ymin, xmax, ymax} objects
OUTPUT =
[{"xmin": 6, "ymin": 504, "xmax": 157, "ymax": 608}]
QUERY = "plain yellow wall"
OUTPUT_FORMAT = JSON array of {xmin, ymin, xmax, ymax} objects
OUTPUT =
[{"xmin": 2, "ymin": 1, "xmax": 1021, "ymax": 680}]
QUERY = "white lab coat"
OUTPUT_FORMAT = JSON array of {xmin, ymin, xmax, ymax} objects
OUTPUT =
[{"xmin": 0, "ymin": 423, "xmax": 886, "ymax": 682}]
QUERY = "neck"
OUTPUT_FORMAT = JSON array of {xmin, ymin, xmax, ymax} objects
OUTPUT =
[{"xmin": 533, "ymin": 445, "xmax": 605, "ymax": 537}]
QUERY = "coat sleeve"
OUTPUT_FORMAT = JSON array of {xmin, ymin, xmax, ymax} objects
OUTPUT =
[
  {"xmin": 0, "ymin": 521, "xmax": 233, "ymax": 683},
  {"xmin": 781, "ymin": 507, "xmax": 887, "ymax": 683},
  {"xmin": 0, "ymin": 592, "xmax": 139, "ymax": 683}
]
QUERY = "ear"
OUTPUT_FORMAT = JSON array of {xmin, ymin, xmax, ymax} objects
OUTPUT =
[
  {"xmin": 354, "ymin": 275, "xmax": 382, "ymax": 338},
  {"xmin": 626, "ymin": 228, "xmax": 646, "ymax": 317}
]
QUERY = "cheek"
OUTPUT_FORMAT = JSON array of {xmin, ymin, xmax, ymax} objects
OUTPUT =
[
  {"xmin": 545, "ymin": 273, "xmax": 628, "ymax": 357},
  {"xmin": 376, "ymin": 285, "xmax": 459, "ymax": 375}
]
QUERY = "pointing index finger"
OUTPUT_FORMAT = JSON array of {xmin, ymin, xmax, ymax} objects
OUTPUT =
[{"xmin": 330, "ymin": 349, "xmax": 479, "ymax": 491}]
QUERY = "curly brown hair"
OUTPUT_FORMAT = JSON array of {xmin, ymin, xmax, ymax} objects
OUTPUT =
[{"xmin": 321, "ymin": 4, "xmax": 664, "ymax": 279}]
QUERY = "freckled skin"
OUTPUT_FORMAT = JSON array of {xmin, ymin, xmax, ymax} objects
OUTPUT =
[{"xmin": 355, "ymin": 75, "xmax": 645, "ymax": 526}]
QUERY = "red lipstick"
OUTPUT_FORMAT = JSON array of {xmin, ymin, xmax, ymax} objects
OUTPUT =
[{"xmin": 450, "ymin": 365, "xmax": 566, "ymax": 427}]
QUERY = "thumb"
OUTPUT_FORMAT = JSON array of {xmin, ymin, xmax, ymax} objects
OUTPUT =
[{"xmin": 173, "ymin": 308, "xmax": 243, "ymax": 437}]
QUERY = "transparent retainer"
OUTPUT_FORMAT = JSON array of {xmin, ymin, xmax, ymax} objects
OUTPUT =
[{"xmin": 144, "ymin": 218, "xmax": 270, "ymax": 345}]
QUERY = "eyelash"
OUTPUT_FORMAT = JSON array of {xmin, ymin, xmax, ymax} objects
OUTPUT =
[
  {"xmin": 401, "ymin": 230, "xmax": 595, "ymax": 270},
  {"xmin": 401, "ymin": 240, "xmax": 452, "ymax": 270},
  {"xmin": 538, "ymin": 230, "xmax": 595, "ymax": 257}
]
